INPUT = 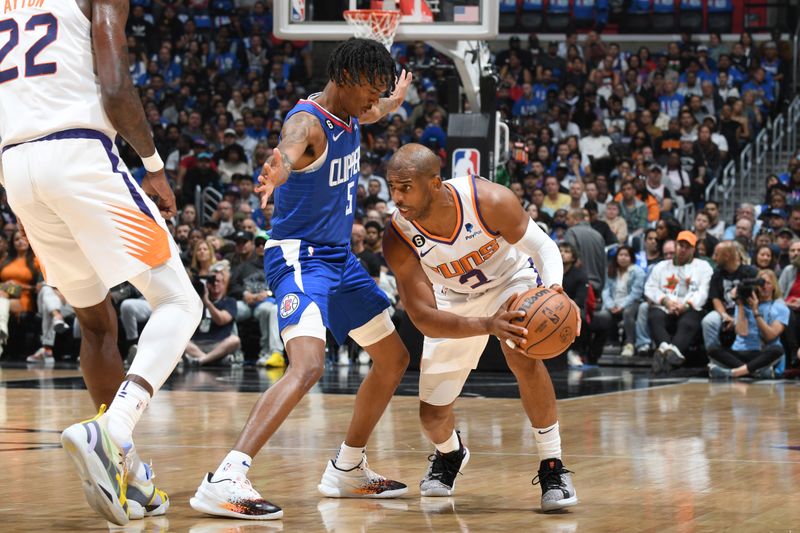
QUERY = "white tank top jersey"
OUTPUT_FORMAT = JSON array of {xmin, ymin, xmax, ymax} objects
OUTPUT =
[
  {"xmin": 390, "ymin": 175, "xmax": 539, "ymax": 295},
  {"xmin": 0, "ymin": 0, "xmax": 115, "ymax": 148}
]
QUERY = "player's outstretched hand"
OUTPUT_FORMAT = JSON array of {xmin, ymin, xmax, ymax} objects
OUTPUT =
[
  {"xmin": 255, "ymin": 150, "xmax": 289, "ymax": 209},
  {"xmin": 490, "ymin": 294, "xmax": 528, "ymax": 355},
  {"xmin": 549, "ymin": 284, "xmax": 582, "ymax": 336},
  {"xmin": 142, "ymin": 169, "xmax": 177, "ymax": 219},
  {"xmin": 391, "ymin": 69, "xmax": 413, "ymax": 105}
]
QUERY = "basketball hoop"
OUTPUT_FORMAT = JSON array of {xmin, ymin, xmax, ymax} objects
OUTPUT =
[{"xmin": 343, "ymin": 9, "xmax": 401, "ymax": 49}]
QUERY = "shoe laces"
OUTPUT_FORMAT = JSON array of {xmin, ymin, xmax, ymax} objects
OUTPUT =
[
  {"xmin": 230, "ymin": 473, "xmax": 262, "ymax": 499},
  {"xmin": 426, "ymin": 450, "xmax": 463, "ymax": 482},
  {"xmin": 356, "ymin": 458, "xmax": 384, "ymax": 482},
  {"xmin": 532, "ymin": 466, "xmax": 573, "ymax": 491}
]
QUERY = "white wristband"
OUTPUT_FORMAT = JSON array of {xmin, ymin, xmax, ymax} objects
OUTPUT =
[{"xmin": 141, "ymin": 151, "xmax": 164, "ymax": 173}]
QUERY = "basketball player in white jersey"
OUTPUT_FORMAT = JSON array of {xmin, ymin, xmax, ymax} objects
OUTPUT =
[
  {"xmin": 0, "ymin": 0, "xmax": 202, "ymax": 525},
  {"xmin": 383, "ymin": 144, "xmax": 579, "ymax": 511}
]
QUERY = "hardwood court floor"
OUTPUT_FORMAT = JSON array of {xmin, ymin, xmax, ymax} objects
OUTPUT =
[{"xmin": 1, "ymin": 371, "xmax": 799, "ymax": 532}]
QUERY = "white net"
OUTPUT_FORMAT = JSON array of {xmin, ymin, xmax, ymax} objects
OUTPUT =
[{"xmin": 343, "ymin": 10, "xmax": 401, "ymax": 49}]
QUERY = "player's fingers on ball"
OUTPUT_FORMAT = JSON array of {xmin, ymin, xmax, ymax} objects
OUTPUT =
[
  {"xmin": 515, "ymin": 334, "xmax": 528, "ymax": 346},
  {"xmin": 498, "ymin": 310, "xmax": 523, "ymax": 323},
  {"xmin": 509, "ymin": 324, "xmax": 528, "ymax": 338},
  {"xmin": 511, "ymin": 334, "xmax": 527, "ymax": 347}
]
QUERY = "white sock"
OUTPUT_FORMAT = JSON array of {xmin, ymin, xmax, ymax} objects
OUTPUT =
[
  {"xmin": 435, "ymin": 430, "xmax": 460, "ymax": 454},
  {"xmin": 212, "ymin": 450, "xmax": 252, "ymax": 481},
  {"xmin": 335, "ymin": 442, "xmax": 365, "ymax": 470},
  {"xmin": 127, "ymin": 445, "xmax": 150, "ymax": 482},
  {"xmin": 533, "ymin": 421, "xmax": 561, "ymax": 461},
  {"xmin": 105, "ymin": 380, "xmax": 150, "ymax": 448}
]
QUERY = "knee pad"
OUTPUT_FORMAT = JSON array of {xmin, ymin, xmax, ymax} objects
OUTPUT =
[
  {"xmin": 282, "ymin": 302, "xmax": 326, "ymax": 344},
  {"xmin": 349, "ymin": 309, "xmax": 395, "ymax": 348},
  {"xmin": 130, "ymin": 255, "xmax": 202, "ymax": 319},
  {"xmin": 418, "ymin": 368, "xmax": 472, "ymax": 406}
]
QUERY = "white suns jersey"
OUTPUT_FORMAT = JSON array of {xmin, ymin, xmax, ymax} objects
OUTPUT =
[
  {"xmin": 0, "ymin": 0, "xmax": 115, "ymax": 149},
  {"xmin": 390, "ymin": 175, "xmax": 540, "ymax": 295}
]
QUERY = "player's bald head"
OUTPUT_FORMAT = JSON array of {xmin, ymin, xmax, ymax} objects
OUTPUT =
[{"xmin": 387, "ymin": 143, "xmax": 440, "ymax": 182}]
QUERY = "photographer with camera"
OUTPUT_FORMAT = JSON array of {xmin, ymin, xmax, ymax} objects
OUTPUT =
[
  {"xmin": 702, "ymin": 241, "xmax": 758, "ymax": 354},
  {"xmin": 708, "ymin": 269, "xmax": 789, "ymax": 379},
  {"xmin": 184, "ymin": 270, "xmax": 240, "ymax": 366}
]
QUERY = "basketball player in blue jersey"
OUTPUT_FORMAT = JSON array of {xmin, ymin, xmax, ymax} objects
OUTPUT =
[
  {"xmin": 190, "ymin": 39, "xmax": 413, "ymax": 519},
  {"xmin": 383, "ymin": 144, "xmax": 579, "ymax": 512}
]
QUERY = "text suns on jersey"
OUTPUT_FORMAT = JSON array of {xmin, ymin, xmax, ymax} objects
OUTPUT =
[{"xmin": 329, "ymin": 146, "xmax": 360, "ymax": 187}]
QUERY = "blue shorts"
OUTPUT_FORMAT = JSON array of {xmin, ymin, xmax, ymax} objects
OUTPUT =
[{"xmin": 264, "ymin": 239, "xmax": 391, "ymax": 344}]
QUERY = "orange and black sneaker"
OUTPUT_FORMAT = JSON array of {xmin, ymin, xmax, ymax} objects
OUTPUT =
[
  {"xmin": 190, "ymin": 472, "xmax": 283, "ymax": 520},
  {"xmin": 318, "ymin": 456, "xmax": 407, "ymax": 498}
]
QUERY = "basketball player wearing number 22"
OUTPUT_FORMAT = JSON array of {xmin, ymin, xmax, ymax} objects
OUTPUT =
[{"xmin": 384, "ymin": 143, "xmax": 580, "ymax": 512}]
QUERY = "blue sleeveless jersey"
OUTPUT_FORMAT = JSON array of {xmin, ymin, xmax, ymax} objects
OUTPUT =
[{"xmin": 270, "ymin": 95, "xmax": 360, "ymax": 247}]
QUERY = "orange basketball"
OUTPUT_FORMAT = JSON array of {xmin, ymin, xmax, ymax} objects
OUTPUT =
[{"xmin": 509, "ymin": 287, "xmax": 579, "ymax": 359}]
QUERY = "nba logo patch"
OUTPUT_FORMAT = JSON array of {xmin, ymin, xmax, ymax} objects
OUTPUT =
[
  {"xmin": 291, "ymin": 0, "xmax": 306, "ymax": 21},
  {"xmin": 452, "ymin": 148, "xmax": 480, "ymax": 178},
  {"xmin": 280, "ymin": 294, "xmax": 300, "ymax": 318}
]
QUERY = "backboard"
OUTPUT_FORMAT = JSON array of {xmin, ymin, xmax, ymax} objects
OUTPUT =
[{"xmin": 273, "ymin": 0, "xmax": 497, "ymax": 42}]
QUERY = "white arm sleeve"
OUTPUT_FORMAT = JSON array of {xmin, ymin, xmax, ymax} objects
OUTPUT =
[{"xmin": 510, "ymin": 218, "xmax": 564, "ymax": 287}]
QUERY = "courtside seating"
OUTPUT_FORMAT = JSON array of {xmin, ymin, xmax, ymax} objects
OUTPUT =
[
  {"xmin": 678, "ymin": 0, "xmax": 703, "ymax": 32},
  {"xmin": 546, "ymin": 0, "xmax": 571, "ymax": 32},
  {"xmin": 520, "ymin": 0, "xmax": 544, "ymax": 31},
  {"xmin": 500, "ymin": 0, "xmax": 519, "ymax": 33},
  {"xmin": 652, "ymin": 0, "xmax": 675, "ymax": 32},
  {"xmin": 708, "ymin": 0, "xmax": 733, "ymax": 33},
  {"xmin": 573, "ymin": 0, "xmax": 609, "ymax": 30},
  {"xmin": 622, "ymin": 0, "xmax": 651, "ymax": 32}
]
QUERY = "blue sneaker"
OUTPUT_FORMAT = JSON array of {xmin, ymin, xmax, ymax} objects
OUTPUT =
[{"xmin": 61, "ymin": 405, "xmax": 129, "ymax": 525}]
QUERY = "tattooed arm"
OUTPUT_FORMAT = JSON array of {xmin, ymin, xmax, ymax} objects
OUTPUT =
[
  {"xmin": 92, "ymin": 0, "xmax": 177, "ymax": 217},
  {"xmin": 254, "ymin": 112, "xmax": 325, "ymax": 207}
]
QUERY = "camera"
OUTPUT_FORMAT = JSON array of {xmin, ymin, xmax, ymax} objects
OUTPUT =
[
  {"xmin": 737, "ymin": 277, "xmax": 766, "ymax": 304},
  {"xmin": 191, "ymin": 274, "xmax": 216, "ymax": 296}
]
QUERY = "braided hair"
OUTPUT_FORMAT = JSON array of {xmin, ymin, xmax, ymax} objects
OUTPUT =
[{"xmin": 327, "ymin": 38, "xmax": 396, "ymax": 93}]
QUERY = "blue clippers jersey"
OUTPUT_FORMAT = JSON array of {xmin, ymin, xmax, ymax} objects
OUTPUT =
[{"xmin": 270, "ymin": 95, "xmax": 360, "ymax": 247}]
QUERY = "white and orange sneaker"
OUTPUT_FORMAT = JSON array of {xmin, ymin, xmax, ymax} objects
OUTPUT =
[
  {"xmin": 318, "ymin": 456, "xmax": 407, "ymax": 498},
  {"xmin": 190, "ymin": 472, "xmax": 283, "ymax": 520}
]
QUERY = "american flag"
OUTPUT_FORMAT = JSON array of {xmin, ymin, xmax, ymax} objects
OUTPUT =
[{"xmin": 453, "ymin": 5, "xmax": 480, "ymax": 23}]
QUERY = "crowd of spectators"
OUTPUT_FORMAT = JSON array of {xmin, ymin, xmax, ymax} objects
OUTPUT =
[{"xmin": 0, "ymin": 0, "xmax": 797, "ymax": 379}]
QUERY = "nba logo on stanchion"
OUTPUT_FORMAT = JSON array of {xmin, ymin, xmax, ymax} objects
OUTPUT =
[
  {"xmin": 291, "ymin": 0, "xmax": 305, "ymax": 22},
  {"xmin": 452, "ymin": 148, "xmax": 480, "ymax": 178}
]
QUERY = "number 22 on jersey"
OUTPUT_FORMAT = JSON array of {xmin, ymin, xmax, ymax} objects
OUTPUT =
[{"xmin": 0, "ymin": 11, "xmax": 57, "ymax": 84}]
